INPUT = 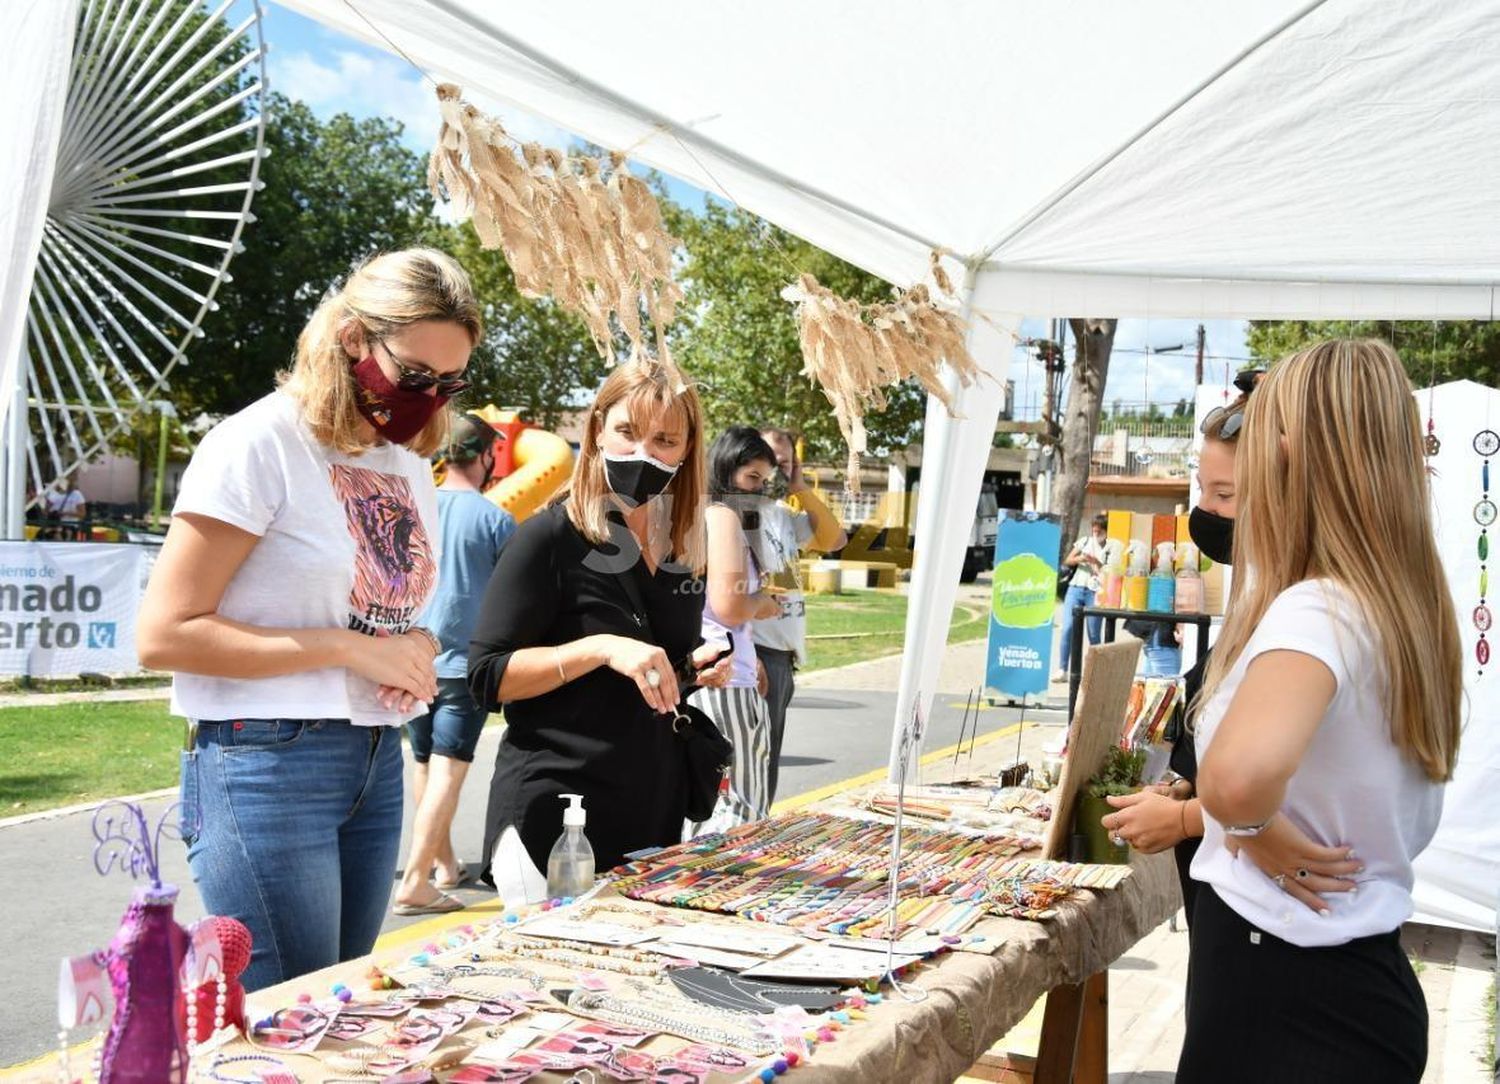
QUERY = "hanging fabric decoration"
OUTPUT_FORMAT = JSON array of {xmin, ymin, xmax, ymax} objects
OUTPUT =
[
  {"xmin": 781, "ymin": 252, "xmax": 982, "ymax": 489},
  {"xmin": 427, "ymin": 84, "xmax": 684, "ymax": 384},
  {"xmin": 1474, "ymin": 428, "xmax": 1497, "ymax": 675}
]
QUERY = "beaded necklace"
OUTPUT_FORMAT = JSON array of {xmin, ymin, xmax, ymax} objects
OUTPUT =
[{"xmin": 563, "ymin": 988, "xmax": 779, "ymax": 1054}]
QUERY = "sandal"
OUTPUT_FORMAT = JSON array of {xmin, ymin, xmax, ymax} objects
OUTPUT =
[
  {"xmin": 392, "ymin": 890, "xmax": 466, "ymax": 916},
  {"xmin": 434, "ymin": 861, "xmax": 470, "ymax": 891}
]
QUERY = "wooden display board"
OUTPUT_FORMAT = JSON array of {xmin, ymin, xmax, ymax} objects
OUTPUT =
[{"xmin": 1042, "ymin": 640, "xmax": 1141, "ymax": 860}]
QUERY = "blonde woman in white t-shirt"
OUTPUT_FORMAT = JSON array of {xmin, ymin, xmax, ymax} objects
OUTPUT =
[
  {"xmin": 1179, "ymin": 340, "xmax": 1462, "ymax": 1083},
  {"xmin": 137, "ymin": 249, "xmax": 482, "ymax": 991}
]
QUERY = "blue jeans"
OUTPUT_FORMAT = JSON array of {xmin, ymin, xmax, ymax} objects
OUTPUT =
[
  {"xmin": 181, "ymin": 719, "xmax": 404, "ymax": 992},
  {"xmin": 1058, "ymin": 585, "xmax": 1102, "ymax": 673},
  {"xmin": 406, "ymin": 676, "xmax": 488, "ymax": 763},
  {"xmin": 1143, "ymin": 643, "xmax": 1183, "ymax": 677}
]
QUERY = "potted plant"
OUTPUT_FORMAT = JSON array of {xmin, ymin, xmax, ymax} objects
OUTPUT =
[{"xmin": 1079, "ymin": 745, "xmax": 1147, "ymax": 864}]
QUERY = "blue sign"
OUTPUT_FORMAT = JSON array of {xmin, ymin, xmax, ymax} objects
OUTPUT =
[{"xmin": 983, "ymin": 511, "xmax": 1062, "ymax": 699}]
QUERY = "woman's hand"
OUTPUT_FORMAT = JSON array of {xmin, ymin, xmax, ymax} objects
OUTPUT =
[
  {"xmin": 752, "ymin": 592, "xmax": 782, "ymax": 621},
  {"xmin": 346, "ymin": 629, "xmax": 438, "ymax": 712},
  {"xmin": 347, "ymin": 629, "xmax": 437, "ymax": 701},
  {"xmin": 1102, "ymin": 791, "xmax": 1191, "ymax": 854},
  {"xmin": 689, "ymin": 641, "xmax": 734, "ymax": 691},
  {"xmin": 599, "ymin": 634, "xmax": 679, "ymax": 714},
  {"xmin": 1225, "ymin": 814, "xmax": 1363, "ymax": 914}
]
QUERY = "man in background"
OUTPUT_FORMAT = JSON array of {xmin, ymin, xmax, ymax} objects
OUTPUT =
[
  {"xmin": 752, "ymin": 428, "xmax": 847, "ymax": 804},
  {"xmin": 394, "ymin": 413, "xmax": 516, "ymax": 914}
]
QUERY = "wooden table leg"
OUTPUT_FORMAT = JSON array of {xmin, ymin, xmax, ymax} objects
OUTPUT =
[{"xmin": 1033, "ymin": 970, "xmax": 1108, "ymax": 1084}]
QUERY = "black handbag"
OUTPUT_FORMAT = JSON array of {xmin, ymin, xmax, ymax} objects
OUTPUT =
[
  {"xmin": 613, "ymin": 566, "xmax": 733, "ymax": 821},
  {"xmin": 670, "ymin": 700, "xmax": 735, "ymax": 822}
]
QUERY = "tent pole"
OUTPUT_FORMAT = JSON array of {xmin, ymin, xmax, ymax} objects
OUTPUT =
[
  {"xmin": 4, "ymin": 379, "xmax": 25, "ymax": 539},
  {"xmin": 888, "ymin": 269, "xmax": 1020, "ymax": 779}
]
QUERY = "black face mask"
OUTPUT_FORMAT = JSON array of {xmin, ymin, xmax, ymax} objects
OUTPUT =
[
  {"xmin": 1188, "ymin": 506, "xmax": 1235, "ymax": 566},
  {"xmin": 603, "ymin": 450, "xmax": 678, "ymax": 505}
]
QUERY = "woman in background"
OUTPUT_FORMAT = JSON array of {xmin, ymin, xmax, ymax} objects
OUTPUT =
[{"xmin": 690, "ymin": 426, "xmax": 783, "ymax": 827}]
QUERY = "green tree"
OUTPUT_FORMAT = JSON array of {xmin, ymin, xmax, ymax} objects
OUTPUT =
[
  {"xmin": 663, "ymin": 200, "xmax": 927, "ymax": 460},
  {"xmin": 184, "ymin": 96, "xmax": 438, "ymax": 416},
  {"xmin": 1246, "ymin": 321, "xmax": 1500, "ymax": 387}
]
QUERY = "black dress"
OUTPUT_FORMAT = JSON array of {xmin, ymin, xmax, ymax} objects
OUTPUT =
[{"xmin": 469, "ymin": 502, "xmax": 705, "ymax": 874}]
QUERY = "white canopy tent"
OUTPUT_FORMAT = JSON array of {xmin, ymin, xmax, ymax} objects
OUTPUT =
[{"xmin": 5, "ymin": 1, "xmax": 1497, "ymax": 922}]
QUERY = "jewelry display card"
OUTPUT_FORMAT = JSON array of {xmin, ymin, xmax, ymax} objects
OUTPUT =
[
  {"xmin": 447, "ymin": 1065, "xmax": 538, "ymax": 1083},
  {"xmin": 739, "ymin": 943, "xmax": 922, "ymax": 981},
  {"xmin": 645, "ymin": 924, "xmax": 803, "ymax": 958},
  {"xmin": 384, "ymin": 1005, "xmax": 476, "ymax": 1060},
  {"xmin": 249, "ymin": 1004, "xmax": 339, "ymax": 1053},
  {"xmin": 338, "ymin": 998, "xmax": 411, "ymax": 1017},
  {"xmin": 516, "ymin": 916, "xmax": 657, "ymax": 947},
  {"xmin": 647, "ymin": 941, "xmax": 768, "ymax": 971}
]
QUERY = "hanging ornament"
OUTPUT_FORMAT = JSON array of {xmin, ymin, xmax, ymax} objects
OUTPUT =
[{"xmin": 1475, "ymin": 428, "xmax": 1497, "ymax": 676}]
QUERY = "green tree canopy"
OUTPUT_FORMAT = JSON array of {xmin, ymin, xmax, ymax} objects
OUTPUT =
[
  {"xmin": 184, "ymin": 95, "xmax": 438, "ymax": 417},
  {"xmin": 1246, "ymin": 321, "xmax": 1500, "ymax": 388},
  {"xmin": 663, "ymin": 199, "xmax": 926, "ymax": 460}
]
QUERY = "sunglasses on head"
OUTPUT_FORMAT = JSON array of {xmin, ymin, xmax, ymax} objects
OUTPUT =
[
  {"xmin": 1200, "ymin": 405, "xmax": 1244, "ymax": 440},
  {"xmin": 377, "ymin": 338, "xmax": 471, "ymax": 396}
]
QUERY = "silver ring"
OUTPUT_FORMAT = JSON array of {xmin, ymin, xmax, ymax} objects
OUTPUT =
[
  {"xmin": 645, "ymin": 668, "xmax": 661, "ymax": 688},
  {"xmin": 1296, "ymin": 868, "xmax": 1310, "ymax": 880},
  {"xmin": 1274, "ymin": 873, "xmax": 1287, "ymax": 888}
]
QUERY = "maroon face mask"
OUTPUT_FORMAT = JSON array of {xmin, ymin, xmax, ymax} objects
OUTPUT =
[{"xmin": 350, "ymin": 354, "xmax": 448, "ymax": 445}]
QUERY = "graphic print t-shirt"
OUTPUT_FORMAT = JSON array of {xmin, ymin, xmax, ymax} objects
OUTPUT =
[{"xmin": 169, "ymin": 391, "xmax": 440, "ymax": 726}]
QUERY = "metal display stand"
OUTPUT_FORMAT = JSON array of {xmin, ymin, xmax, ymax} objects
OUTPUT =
[{"xmin": 1067, "ymin": 606, "xmax": 1212, "ymax": 722}]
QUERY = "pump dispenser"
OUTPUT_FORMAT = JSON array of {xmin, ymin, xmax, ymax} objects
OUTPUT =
[
  {"xmin": 1123, "ymin": 540, "xmax": 1149, "ymax": 610},
  {"xmin": 546, "ymin": 793, "xmax": 596, "ymax": 900},
  {"xmin": 1148, "ymin": 542, "xmax": 1177, "ymax": 612},
  {"xmin": 1175, "ymin": 542, "xmax": 1204, "ymax": 613},
  {"xmin": 1097, "ymin": 539, "xmax": 1125, "ymax": 607}
]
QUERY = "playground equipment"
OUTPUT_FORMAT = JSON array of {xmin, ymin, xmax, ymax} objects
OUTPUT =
[{"xmin": 437, "ymin": 407, "xmax": 573, "ymax": 523}]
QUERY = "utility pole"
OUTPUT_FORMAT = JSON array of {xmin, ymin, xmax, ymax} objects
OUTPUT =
[{"xmin": 1195, "ymin": 323, "xmax": 1206, "ymax": 387}]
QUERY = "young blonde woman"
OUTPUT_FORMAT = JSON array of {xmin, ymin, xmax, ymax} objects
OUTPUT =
[
  {"xmin": 470, "ymin": 361, "xmax": 731, "ymax": 903},
  {"xmin": 137, "ymin": 248, "xmax": 481, "ymax": 990},
  {"xmin": 1178, "ymin": 341, "xmax": 1461, "ymax": 1083}
]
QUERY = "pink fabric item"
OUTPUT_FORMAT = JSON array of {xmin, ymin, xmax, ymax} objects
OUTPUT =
[{"xmin": 99, "ymin": 885, "xmax": 189, "ymax": 1083}]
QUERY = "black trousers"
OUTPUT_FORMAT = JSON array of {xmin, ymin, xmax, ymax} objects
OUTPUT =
[
  {"xmin": 1178, "ymin": 886, "xmax": 1427, "ymax": 1084},
  {"xmin": 755, "ymin": 645, "xmax": 796, "ymax": 804}
]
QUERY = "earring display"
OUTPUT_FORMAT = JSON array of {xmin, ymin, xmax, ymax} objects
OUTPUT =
[{"xmin": 1476, "ymin": 429, "xmax": 1496, "ymax": 675}]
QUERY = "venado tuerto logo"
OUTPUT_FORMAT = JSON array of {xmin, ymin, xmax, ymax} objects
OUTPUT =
[{"xmin": 0, "ymin": 573, "xmax": 111, "ymax": 650}]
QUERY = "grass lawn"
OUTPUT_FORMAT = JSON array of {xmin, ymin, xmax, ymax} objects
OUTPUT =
[
  {"xmin": 804, "ymin": 589, "xmax": 987, "ymax": 672},
  {"xmin": 0, "ymin": 591, "xmax": 988, "ymax": 816},
  {"xmin": 0, "ymin": 699, "xmax": 180, "ymax": 818}
]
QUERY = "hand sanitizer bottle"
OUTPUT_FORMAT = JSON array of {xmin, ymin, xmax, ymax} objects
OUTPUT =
[
  {"xmin": 546, "ymin": 793, "xmax": 595, "ymax": 900},
  {"xmin": 1175, "ymin": 543, "xmax": 1204, "ymax": 613}
]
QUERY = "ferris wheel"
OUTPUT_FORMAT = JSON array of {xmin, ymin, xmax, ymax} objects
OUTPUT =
[{"xmin": 23, "ymin": 0, "xmax": 267, "ymax": 506}]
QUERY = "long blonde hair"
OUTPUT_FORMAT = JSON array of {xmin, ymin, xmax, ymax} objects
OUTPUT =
[
  {"xmin": 1201, "ymin": 339, "xmax": 1461, "ymax": 781},
  {"xmin": 565, "ymin": 362, "xmax": 707, "ymax": 575},
  {"xmin": 280, "ymin": 248, "xmax": 482, "ymax": 458}
]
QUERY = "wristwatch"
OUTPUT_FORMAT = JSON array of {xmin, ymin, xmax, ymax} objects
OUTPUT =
[{"xmin": 1224, "ymin": 817, "xmax": 1272, "ymax": 837}]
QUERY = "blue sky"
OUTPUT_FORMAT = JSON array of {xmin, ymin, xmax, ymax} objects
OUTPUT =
[{"xmin": 259, "ymin": 1, "xmax": 1251, "ymax": 413}]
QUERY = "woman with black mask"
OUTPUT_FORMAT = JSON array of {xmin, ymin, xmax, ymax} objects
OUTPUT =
[
  {"xmin": 1094, "ymin": 398, "xmax": 1241, "ymax": 913},
  {"xmin": 689, "ymin": 426, "xmax": 784, "ymax": 828},
  {"xmin": 469, "ymin": 362, "xmax": 731, "ymax": 903}
]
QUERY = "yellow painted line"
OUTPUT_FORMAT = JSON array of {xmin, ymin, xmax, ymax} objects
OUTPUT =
[
  {"xmin": 374, "ymin": 897, "xmax": 505, "ymax": 955},
  {"xmin": 770, "ymin": 720, "xmax": 1027, "ymax": 815}
]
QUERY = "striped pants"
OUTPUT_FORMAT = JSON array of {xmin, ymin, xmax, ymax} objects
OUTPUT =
[{"xmin": 688, "ymin": 685, "xmax": 771, "ymax": 827}]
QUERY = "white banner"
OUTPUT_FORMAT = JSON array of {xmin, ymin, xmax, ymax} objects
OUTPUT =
[{"xmin": 0, "ymin": 542, "xmax": 143, "ymax": 676}]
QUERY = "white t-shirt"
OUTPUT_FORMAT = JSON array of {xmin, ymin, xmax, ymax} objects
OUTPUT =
[
  {"xmin": 749, "ymin": 499, "xmax": 814, "ymax": 663},
  {"xmin": 1068, "ymin": 534, "xmax": 1108, "ymax": 591},
  {"xmin": 1191, "ymin": 579, "xmax": 1444, "ymax": 947},
  {"xmin": 47, "ymin": 489, "xmax": 86, "ymax": 520},
  {"xmin": 169, "ymin": 391, "xmax": 440, "ymax": 727}
]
